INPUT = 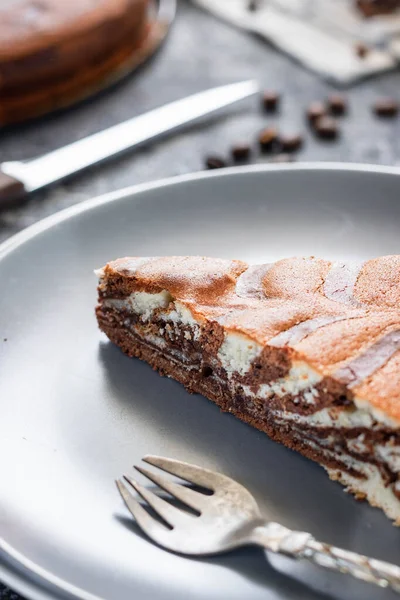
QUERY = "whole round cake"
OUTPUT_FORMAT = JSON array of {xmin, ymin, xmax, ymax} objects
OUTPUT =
[{"xmin": 0, "ymin": 0, "xmax": 160, "ymax": 125}]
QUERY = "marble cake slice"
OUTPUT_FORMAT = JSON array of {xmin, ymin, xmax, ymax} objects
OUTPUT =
[{"xmin": 96, "ymin": 255, "xmax": 400, "ymax": 523}]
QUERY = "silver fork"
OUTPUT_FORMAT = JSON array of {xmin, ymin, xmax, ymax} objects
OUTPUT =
[{"xmin": 116, "ymin": 455, "xmax": 400, "ymax": 593}]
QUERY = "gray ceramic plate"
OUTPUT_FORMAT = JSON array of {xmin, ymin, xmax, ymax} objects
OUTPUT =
[{"xmin": 0, "ymin": 164, "xmax": 399, "ymax": 600}]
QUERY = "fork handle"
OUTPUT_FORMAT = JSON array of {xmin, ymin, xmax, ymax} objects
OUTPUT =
[{"xmin": 252, "ymin": 522, "xmax": 400, "ymax": 592}]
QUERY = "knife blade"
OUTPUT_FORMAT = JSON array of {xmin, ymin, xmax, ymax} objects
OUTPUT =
[{"xmin": 0, "ymin": 80, "xmax": 258, "ymax": 206}]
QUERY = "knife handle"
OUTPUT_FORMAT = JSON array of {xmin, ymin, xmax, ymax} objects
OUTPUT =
[{"xmin": 0, "ymin": 168, "xmax": 26, "ymax": 208}]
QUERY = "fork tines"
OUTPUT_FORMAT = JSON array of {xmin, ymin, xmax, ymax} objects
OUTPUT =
[{"xmin": 116, "ymin": 455, "xmax": 215, "ymax": 531}]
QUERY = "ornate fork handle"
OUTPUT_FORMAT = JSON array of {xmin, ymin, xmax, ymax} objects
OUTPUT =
[{"xmin": 253, "ymin": 522, "xmax": 400, "ymax": 592}]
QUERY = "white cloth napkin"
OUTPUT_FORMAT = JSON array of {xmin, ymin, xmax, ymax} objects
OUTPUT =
[{"xmin": 191, "ymin": 0, "xmax": 400, "ymax": 84}]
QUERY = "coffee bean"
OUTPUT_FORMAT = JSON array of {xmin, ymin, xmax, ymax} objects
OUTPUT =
[
  {"xmin": 314, "ymin": 116, "xmax": 339, "ymax": 140},
  {"xmin": 327, "ymin": 94, "xmax": 347, "ymax": 116},
  {"xmin": 307, "ymin": 101, "xmax": 326, "ymax": 124},
  {"xmin": 356, "ymin": 0, "xmax": 400, "ymax": 17},
  {"xmin": 231, "ymin": 144, "xmax": 251, "ymax": 162},
  {"xmin": 373, "ymin": 98, "xmax": 399, "ymax": 117},
  {"xmin": 205, "ymin": 156, "xmax": 227, "ymax": 169},
  {"xmin": 258, "ymin": 127, "xmax": 279, "ymax": 152},
  {"xmin": 247, "ymin": 0, "xmax": 259, "ymax": 11},
  {"xmin": 355, "ymin": 42, "xmax": 369, "ymax": 58},
  {"xmin": 262, "ymin": 91, "xmax": 280, "ymax": 112},
  {"xmin": 280, "ymin": 134, "xmax": 303, "ymax": 152}
]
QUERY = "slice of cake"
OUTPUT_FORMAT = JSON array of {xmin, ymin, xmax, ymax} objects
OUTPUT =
[{"xmin": 96, "ymin": 255, "xmax": 400, "ymax": 523}]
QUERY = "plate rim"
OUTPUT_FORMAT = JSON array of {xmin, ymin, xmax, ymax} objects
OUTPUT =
[
  {"xmin": 1, "ymin": 161, "xmax": 400, "ymax": 600},
  {"xmin": 1, "ymin": 161, "xmax": 400, "ymax": 262},
  {"xmin": 0, "ymin": 542, "xmax": 101, "ymax": 600}
]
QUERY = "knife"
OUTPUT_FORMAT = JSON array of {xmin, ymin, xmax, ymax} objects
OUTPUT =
[{"xmin": 0, "ymin": 80, "xmax": 258, "ymax": 207}]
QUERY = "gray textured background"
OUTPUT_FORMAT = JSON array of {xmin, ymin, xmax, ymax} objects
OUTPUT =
[{"xmin": 1, "ymin": 1, "xmax": 400, "ymax": 598}]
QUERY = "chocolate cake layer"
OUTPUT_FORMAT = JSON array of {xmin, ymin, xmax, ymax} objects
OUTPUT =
[{"xmin": 95, "ymin": 255, "xmax": 400, "ymax": 523}]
